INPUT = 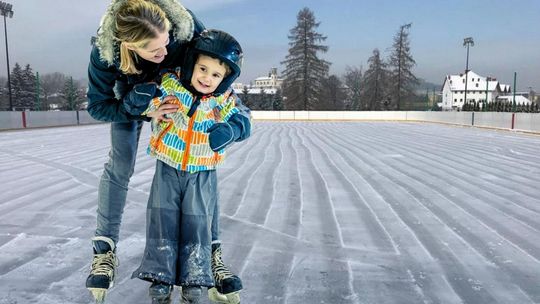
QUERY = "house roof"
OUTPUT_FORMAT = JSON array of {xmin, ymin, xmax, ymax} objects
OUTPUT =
[
  {"xmin": 246, "ymin": 88, "xmax": 278, "ymax": 94},
  {"xmin": 442, "ymin": 71, "xmax": 510, "ymax": 92},
  {"xmin": 498, "ymin": 95, "xmax": 531, "ymax": 104}
]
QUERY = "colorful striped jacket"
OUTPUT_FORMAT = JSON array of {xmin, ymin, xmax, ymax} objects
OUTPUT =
[{"xmin": 143, "ymin": 72, "xmax": 239, "ymax": 173}]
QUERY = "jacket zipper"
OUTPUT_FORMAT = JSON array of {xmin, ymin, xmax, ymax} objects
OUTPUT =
[{"xmin": 181, "ymin": 97, "xmax": 199, "ymax": 171}]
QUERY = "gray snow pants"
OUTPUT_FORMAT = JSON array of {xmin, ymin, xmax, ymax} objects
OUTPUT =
[
  {"xmin": 95, "ymin": 121, "xmax": 220, "ymax": 245},
  {"xmin": 132, "ymin": 160, "xmax": 217, "ymax": 287}
]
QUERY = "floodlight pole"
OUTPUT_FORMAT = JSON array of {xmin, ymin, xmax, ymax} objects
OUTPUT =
[
  {"xmin": 463, "ymin": 37, "xmax": 474, "ymax": 110},
  {"xmin": 0, "ymin": 1, "xmax": 14, "ymax": 111}
]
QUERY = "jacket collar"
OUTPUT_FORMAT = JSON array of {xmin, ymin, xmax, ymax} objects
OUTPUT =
[{"xmin": 95, "ymin": 0, "xmax": 194, "ymax": 66}]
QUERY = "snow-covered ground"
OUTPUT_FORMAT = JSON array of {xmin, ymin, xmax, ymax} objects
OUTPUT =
[{"xmin": 0, "ymin": 121, "xmax": 539, "ymax": 304}]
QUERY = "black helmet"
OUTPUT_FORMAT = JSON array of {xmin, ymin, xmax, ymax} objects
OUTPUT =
[{"xmin": 181, "ymin": 29, "xmax": 243, "ymax": 95}]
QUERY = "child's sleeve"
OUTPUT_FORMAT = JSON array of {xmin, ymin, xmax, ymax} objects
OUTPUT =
[
  {"xmin": 141, "ymin": 72, "xmax": 180, "ymax": 116},
  {"xmin": 220, "ymin": 91, "xmax": 251, "ymax": 141}
]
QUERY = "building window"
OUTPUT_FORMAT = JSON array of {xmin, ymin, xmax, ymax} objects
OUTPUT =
[
  {"xmin": 454, "ymin": 99, "xmax": 457, "ymax": 102},
  {"xmin": 476, "ymin": 83, "xmax": 479, "ymax": 87}
]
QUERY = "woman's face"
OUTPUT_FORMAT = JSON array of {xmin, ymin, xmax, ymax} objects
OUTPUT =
[
  {"xmin": 130, "ymin": 31, "xmax": 169, "ymax": 64},
  {"xmin": 190, "ymin": 55, "xmax": 227, "ymax": 95}
]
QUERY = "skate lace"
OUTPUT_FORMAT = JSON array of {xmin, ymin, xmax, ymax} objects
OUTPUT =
[
  {"xmin": 212, "ymin": 248, "xmax": 234, "ymax": 282},
  {"xmin": 90, "ymin": 251, "xmax": 118, "ymax": 277}
]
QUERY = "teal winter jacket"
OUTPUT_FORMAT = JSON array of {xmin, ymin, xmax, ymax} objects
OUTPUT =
[{"xmin": 86, "ymin": 0, "xmax": 205, "ymax": 122}]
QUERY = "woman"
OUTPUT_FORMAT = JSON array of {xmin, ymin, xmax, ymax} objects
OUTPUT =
[{"xmin": 85, "ymin": 1, "xmax": 246, "ymax": 303}]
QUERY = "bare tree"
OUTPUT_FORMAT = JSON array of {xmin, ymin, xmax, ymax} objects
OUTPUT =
[
  {"xmin": 344, "ymin": 66, "xmax": 362, "ymax": 110},
  {"xmin": 319, "ymin": 75, "xmax": 347, "ymax": 110},
  {"xmin": 40, "ymin": 72, "xmax": 67, "ymax": 110},
  {"xmin": 41, "ymin": 73, "xmax": 66, "ymax": 97}
]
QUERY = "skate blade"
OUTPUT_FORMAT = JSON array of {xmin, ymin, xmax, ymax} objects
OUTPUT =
[
  {"xmin": 88, "ymin": 288, "xmax": 107, "ymax": 304},
  {"xmin": 208, "ymin": 288, "xmax": 240, "ymax": 304}
]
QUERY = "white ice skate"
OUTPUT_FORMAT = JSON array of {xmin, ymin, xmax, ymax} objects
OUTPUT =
[
  {"xmin": 86, "ymin": 236, "xmax": 119, "ymax": 304},
  {"xmin": 208, "ymin": 243, "xmax": 242, "ymax": 304}
]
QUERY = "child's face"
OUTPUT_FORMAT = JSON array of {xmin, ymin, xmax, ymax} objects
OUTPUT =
[{"xmin": 190, "ymin": 55, "xmax": 227, "ymax": 95}]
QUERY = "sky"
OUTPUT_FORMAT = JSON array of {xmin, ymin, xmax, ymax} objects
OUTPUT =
[{"xmin": 1, "ymin": 0, "xmax": 539, "ymax": 91}]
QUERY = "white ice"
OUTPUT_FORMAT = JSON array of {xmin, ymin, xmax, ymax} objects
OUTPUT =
[{"xmin": 1, "ymin": 121, "xmax": 540, "ymax": 304}]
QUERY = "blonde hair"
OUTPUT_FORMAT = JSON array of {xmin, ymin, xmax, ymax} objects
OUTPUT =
[{"xmin": 115, "ymin": 0, "xmax": 170, "ymax": 74}]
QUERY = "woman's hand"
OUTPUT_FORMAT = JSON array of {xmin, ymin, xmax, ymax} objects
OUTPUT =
[
  {"xmin": 123, "ymin": 83, "xmax": 159, "ymax": 115},
  {"xmin": 146, "ymin": 96, "xmax": 179, "ymax": 123}
]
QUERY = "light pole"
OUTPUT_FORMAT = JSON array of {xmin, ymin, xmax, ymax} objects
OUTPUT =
[
  {"xmin": 463, "ymin": 37, "xmax": 474, "ymax": 110},
  {"xmin": 0, "ymin": 1, "xmax": 13, "ymax": 111}
]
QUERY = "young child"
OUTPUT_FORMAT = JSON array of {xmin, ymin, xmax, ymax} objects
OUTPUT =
[{"xmin": 128, "ymin": 29, "xmax": 250, "ymax": 304}]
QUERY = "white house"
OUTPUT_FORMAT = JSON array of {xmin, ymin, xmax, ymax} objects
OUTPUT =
[
  {"xmin": 253, "ymin": 67, "xmax": 283, "ymax": 91},
  {"xmin": 441, "ymin": 71, "xmax": 511, "ymax": 111},
  {"xmin": 230, "ymin": 83, "xmax": 278, "ymax": 95},
  {"xmin": 232, "ymin": 67, "xmax": 283, "ymax": 95}
]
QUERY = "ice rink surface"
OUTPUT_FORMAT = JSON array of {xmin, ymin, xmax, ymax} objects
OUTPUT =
[{"xmin": 0, "ymin": 121, "xmax": 539, "ymax": 304}]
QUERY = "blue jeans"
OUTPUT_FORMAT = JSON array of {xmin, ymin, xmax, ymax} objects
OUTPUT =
[{"xmin": 94, "ymin": 121, "xmax": 220, "ymax": 244}]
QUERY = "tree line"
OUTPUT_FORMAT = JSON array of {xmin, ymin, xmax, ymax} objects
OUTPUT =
[
  {"xmin": 1, "ymin": 7, "xmax": 425, "ymax": 112},
  {"xmin": 461, "ymin": 100, "xmax": 540, "ymax": 113},
  {"xmin": 0, "ymin": 63, "xmax": 85, "ymax": 111},
  {"xmin": 244, "ymin": 7, "xmax": 425, "ymax": 111}
]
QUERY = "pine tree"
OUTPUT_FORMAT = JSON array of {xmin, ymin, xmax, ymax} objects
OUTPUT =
[
  {"xmin": 0, "ymin": 76, "xmax": 8, "ymax": 110},
  {"xmin": 21, "ymin": 64, "xmax": 36, "ymax": 110},
  {"xmin": 259, "ymin": 87, "xmax": 268, "ymax": 110},
  {"xmin": 272, "ymin": 89, "xmax": 284, "ymax": 110},
  {"xmin": 363, "ymin": 49, "xmax": 389, "ymax": 110},
  {"xmin": 10, "ymin": 63, "xmax": 24, "ymax": 110},
  {"xmin": 240, "ymin": 85, "xmax": 251, "ymax": 109},
  {"xmin": 344, "ymin": 66, "xmax": 362, "ymax": 110},
  {"xmin": 63, "ymin": 76, "xmax": 81, "ymax": 110},
  {"xmin": 281, "ymin": 7, "xmax": 330, "ymax": 110},
  {"xmin": 388, "ymin": 23, "xmax": 418, "ymax": 110}
]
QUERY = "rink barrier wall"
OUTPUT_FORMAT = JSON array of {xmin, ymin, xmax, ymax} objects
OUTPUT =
[
  {"xmin": 0, "ymin": 111, "xmax": 101, "ymax": 130},
  {"xmin": 1, "ymin": 111, "xmax": 539, "ymax": 133},
  {"xmin": 252, "ymin": 111, "xmax": 540, "ymax": 133}
]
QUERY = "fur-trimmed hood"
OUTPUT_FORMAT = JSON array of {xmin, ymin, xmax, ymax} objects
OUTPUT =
[{"xmin": 95, "ymin": 0, "xmax": 194, "ymax": 66}]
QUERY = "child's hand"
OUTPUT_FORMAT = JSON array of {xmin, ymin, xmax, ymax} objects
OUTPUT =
[
  {"xmin": 207, "ymin": 122, "xmax": 238, "ymax": 151},
  {"xmin": 146, "ymin": 96, "xmax": 179, "ymax": 123}
]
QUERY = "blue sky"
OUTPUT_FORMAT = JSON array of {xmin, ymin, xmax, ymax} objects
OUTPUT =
[{"xmin": 3, "ymin": 0, "xmax": 540, "ymax": 90}]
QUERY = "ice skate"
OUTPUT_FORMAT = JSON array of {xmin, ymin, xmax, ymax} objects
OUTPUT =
[
  {"xmin": 181, "ymin": 286, "xmax": 203, "ymax": 304},
  {"xmin": 86, "ymin": 236, "xmax": 119, "ymax": 304},
  {"xmin": 208, "ymin": 243, "xmax": 242, "ymax": 304},
  {"xmin": 149, "ymin": 281, "xmax": 173, "ymax": 304}
]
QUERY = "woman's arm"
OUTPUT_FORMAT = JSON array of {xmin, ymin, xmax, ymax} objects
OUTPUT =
[{"xmin": 86, "ymin": 47, "xmax": 149, "ymax": 122}]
